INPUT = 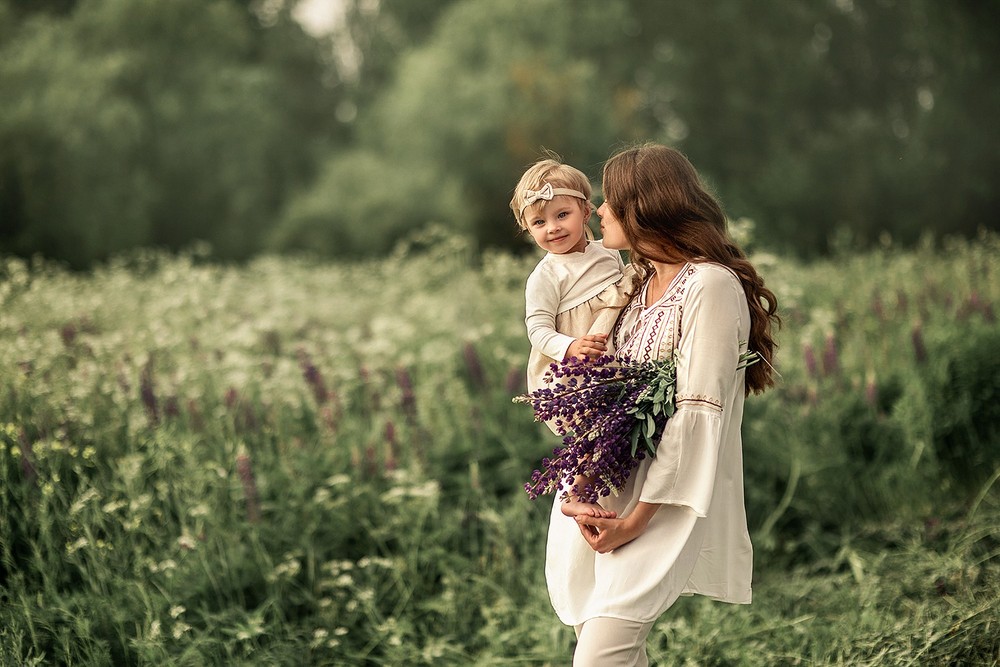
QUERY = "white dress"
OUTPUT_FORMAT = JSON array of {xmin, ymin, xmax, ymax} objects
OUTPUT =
[{"xmin": 545, "ymin": 262, "xmax": 754, "ymax": 625}]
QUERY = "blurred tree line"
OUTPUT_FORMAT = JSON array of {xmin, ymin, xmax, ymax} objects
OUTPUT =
[{"xmin": 1, "ymin": 0, "xmax": 997, "ymax": 267}]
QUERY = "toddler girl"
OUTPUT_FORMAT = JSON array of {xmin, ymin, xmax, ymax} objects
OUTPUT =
[{"xmin": 510, "ymin": 157, "xmax": 634, "ymax": 519}]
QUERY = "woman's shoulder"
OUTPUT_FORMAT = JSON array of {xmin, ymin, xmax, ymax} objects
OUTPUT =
[{"xmin": 686, "ymin": 262, "xmax": 742, "ymax": 297}]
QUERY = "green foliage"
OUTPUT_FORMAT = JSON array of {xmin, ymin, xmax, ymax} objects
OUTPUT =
[
  {"xmin": 629, "ymin": 0, "xmax": 1000, "ymax": 256},
  {"xmin": 3, "ymin": 0, "xmax": 998, "ymax": 265},
  {"xmin": 271, "ymin": 0, "xmax": 641, "ymax": 256},
  {"xmin": 1, "ymin": 232, "xmax": 999, "ymax": 663},
  {"xmin": 269, "ymin": 149, "xmax": 465, "ymax": 258},
  {"xmin": 0, "ymin": 0, "xmax": 337, "ymax": 267},
  {"xmin": 288, "ymin": 0, "xmax": 999, "ymax": 258},
  {"xmin": 926, "ymin": 323, "xmax": 1000, "ymax": 490}
]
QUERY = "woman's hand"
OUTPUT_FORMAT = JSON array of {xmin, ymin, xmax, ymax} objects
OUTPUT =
[
  {"xmin": 575, "ymin": 502, "xmax": 659, "ymax": 553},
  {"xmin": 565, "ymin": 333, "xmax": 608, "ymax": 361}
]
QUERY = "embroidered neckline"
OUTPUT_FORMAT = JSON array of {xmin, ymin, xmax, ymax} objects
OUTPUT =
[{"xmin": 640, "ymin": 262, "xmax": 693, "ymax": 309}]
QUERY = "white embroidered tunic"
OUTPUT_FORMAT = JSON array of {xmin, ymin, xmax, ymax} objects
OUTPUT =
[{"xmin": 545, "ymin": 262, "xmax": 753, "ymax": 625}]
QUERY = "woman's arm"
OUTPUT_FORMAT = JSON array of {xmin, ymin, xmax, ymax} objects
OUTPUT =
[{"xmin": 574, "ymin": 501, "xmax": 659, "ymax": 553}]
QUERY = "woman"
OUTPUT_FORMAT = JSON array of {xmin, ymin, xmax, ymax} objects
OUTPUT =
[{"xmin": 544, "ymin": 144, "xmax": 780, "ymax": 666}]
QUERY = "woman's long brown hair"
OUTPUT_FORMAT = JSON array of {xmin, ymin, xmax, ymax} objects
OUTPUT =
[{"xmin": 603, "ymin": 144, "xmax": 780, "ymax": 394}]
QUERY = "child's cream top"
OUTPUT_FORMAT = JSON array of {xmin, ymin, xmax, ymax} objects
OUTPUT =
[{"xmin": 524, "ymin": 240, "xmax": 625, "ymax": 363}]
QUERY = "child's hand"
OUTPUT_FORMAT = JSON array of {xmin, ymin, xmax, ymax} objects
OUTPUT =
[{"xmin": 565, "ymin": 334, "xmax": 608, "ymax": 361}]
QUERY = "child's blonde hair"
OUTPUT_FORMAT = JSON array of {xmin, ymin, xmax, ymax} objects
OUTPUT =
[{"xmin": 509, "ymin": 157, "xmax": 593, "ymax": 230}]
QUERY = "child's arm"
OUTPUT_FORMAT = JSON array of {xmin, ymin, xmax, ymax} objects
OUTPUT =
[
  {"xmin": 525, "ymin": 266, "xmax": 609, "ymax": 361},
  {"xmin": 565, "ymin": 333, "xmax": 608, "ymax": 360},
  {"xmin": 527, "ymin": 303, "xmax": 607, "ymax": 361},
  {"xmin": 525, "ymin": 270, "xmax": 577, "ymax": 361}
]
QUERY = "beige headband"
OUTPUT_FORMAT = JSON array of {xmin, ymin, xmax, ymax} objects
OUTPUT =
[{"xmin": 519, "ymin": 182, "xmax": 588, "ymax": 219}]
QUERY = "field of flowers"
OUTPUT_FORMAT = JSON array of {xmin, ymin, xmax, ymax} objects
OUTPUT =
[{"xmin": 1, "ymin": 228, "xmax": 999, "ymax": 665}]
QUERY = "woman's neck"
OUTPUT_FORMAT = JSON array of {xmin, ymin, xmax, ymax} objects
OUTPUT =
[{"xmin": 645, "ymin": 260, "xmax": 687, "ymax": 307}]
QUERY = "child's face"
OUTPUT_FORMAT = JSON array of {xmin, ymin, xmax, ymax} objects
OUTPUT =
[{"xmin": 524, "ymin": 196, "xmax": 590, "ymax": 254}]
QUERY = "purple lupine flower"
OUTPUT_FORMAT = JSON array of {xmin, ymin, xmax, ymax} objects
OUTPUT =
[
  {"xmin": 463, "ymin": 342, "xmax": 486, "ymax": 390},
  {"xmin": 187, "ymin": 399, "xmax": 205, "ymax": 432},
  {"xmin": 803, "ymin": 343, "xmax": 818, "ymax": 378},
  {"xmin": 320, "ymin": 404, "xmax": 339, "ymax": 432},
  {"xmin": 59, "ymin": 322, "xmax": 78, "ymax": 347},
  {"xmin": 505, "ymin": 366, "xmax": 525, "ymax": 396},
  {"xmin": 960, "ymin": 290, "xmax": 994, "ymax": 322},
  {"xmin": 363, "ymin": 444, "xmax": 378, "ymax": 478},
  {"xmin": 517, "ymin": 351, "xmax": 758, "ymax": 503},
  {"xmin": 911, "ymin": 322, "xmax": 927, "ymax": 364},
  {"xmin": 871, "ymin": 293, "xmax": 885, "ymax": 321},
  {"xmin": 297, "ymin": 349, "xmax": 329, "ymax": 404},
  {"xmin": 236, "ymin": 452, "xmax": 260, "ymax": 523},
  {"xmin": 384, "ymin": 420, "xmax": 398, "ymax": 471},
  {"xmin": 395, "ymin": 367, "xmax": 417, "ymax": 419},
  {"xmin": 515, "ymin": 355, "xmax": 677, "ymax": 504},
  {"xmin": 821, "ymin": 333, "xmax": 839, "ymax": 377},
  {"xmin": 164, "ymin": 396, "xmax": 180, "ymax": 419},
  {"xmin": 359, "ymin": 365, "xmax": 381, "ymax": 411},
  {"xmin": 896, "ymin": 289, "xmax": 909, "ymax": 313},
  {"xmin": 18, "ymin": 429, "xmax": 36, "ymax": 485},
  {"xmin": 140, "ymin": 358, "xmax": 158, "ymax": 424},
  {"xmin": 239, "ymin": 404, "xmax": 259, "ymax": 434}
]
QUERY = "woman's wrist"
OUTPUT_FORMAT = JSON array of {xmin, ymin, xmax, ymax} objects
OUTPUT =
[{"xmin": 625, "ymin": 501, "xmax": 659, "ymax": 533}]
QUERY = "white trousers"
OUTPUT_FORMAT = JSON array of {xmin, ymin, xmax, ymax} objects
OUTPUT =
[{"xmin": 573, "ymin": 617, "xmax": 655, "ymax": 667}]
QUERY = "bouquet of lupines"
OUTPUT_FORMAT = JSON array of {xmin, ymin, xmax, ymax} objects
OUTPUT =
[{"xmin": 516, "ymin": 351, "xmax": 757, "ymax": 504}]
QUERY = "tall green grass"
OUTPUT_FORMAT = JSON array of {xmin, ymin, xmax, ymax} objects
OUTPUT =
[{"xmin": 1, "ymin": 229, "xmax": 998, "ymax": 665}]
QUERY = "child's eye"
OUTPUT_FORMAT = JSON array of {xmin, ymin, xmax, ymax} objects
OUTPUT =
[
  {"xmin": 531, "ymin": 219, "xmax": 545, "ymax": 227},
  {"xmin": 558, "ymin": 211, "xmax": 569, "ymax": 219}
]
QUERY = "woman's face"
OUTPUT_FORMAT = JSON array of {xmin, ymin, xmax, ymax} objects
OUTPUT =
[{"xmin": 597, "ymin": 201, "xmax": 628, "ymax": 250}]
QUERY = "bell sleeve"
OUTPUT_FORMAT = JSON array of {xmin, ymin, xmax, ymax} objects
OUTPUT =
[{"xmin": 638, "ymin": 267, "xmax": 746, "ymax": 517}]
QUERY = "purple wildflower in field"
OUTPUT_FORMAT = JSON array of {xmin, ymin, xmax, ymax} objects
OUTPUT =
[
  {"xmin": 59, "ymin": 322, "xmax": 77, "ymax": 347},
  {"xmin": 463, "ymin": 342, "xmax": 486, "ymax": 390},
  {"xmin": 515, "ymin": 354, "xmax": 679, "ymax": 504},
  {"xmin": 395, "ymin": 366, "xmax": 417, "ymax": 419},
  {"xmin": 17, "ymin": 429, "xmax": 36, "ymax": 484},
  {"xmin": 911, "ymin": 322, "xmax": 927, "ymax": 364},
  {"xmin": 384, "ymin": 419, "xmax": 398, "ymax": 471},
  {"xmin": 236, "ymin": 451, "xmax": 260, "ymax": 523},
  {"xmin": 164, "ymin": 395, "xmax": 180, "ymax": 419},
  {"xmin": 297, "ymin": 349, "xmax": 329, "ymax": 404},
  {"xmin": 822, "ymin": 333, "xmax": 839, "ymax": 377},
  {"xmin": 803, "ymin": 343, "xmax": 818, "ymax": 378},
  {"xmin": 505, "ymin": 366, "xmax": 525, "ymax": 396},
  {"xmin": 140, "ymin": 358, "xmax": 158, "ymax": 424},
  {"xmin": 871, "ymin": 293, "xmax": 886, "ymax": 321}
]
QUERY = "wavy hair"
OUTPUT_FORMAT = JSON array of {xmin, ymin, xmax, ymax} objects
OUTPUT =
[{"xmin": 602, "ymin": 144, "xmax": 780, "ymax": 394}]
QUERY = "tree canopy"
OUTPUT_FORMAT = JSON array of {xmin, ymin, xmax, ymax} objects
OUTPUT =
[{"xmin": 1, "ymin": 0, "xmax": 996, "ymax": 266}]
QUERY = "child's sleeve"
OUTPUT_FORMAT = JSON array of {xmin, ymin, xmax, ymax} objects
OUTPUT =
[{"xmin": 525, "ymin": 269, "xmax": 575, "ymax": 363}]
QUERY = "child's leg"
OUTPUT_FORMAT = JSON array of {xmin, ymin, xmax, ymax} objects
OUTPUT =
[{"xmin": 560, "ymin": 475, "xmax": 616, "ymax": 518}]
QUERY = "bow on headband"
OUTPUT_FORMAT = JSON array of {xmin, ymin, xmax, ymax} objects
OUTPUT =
[{"xmin": 520, "ymin": 182, "xmax": 588, "ymax": 218}]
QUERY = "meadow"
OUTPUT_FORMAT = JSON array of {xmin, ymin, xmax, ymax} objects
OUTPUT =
[{"xmin": 1, "ymin": 227, "xmax": 999, "ymax": 666}]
